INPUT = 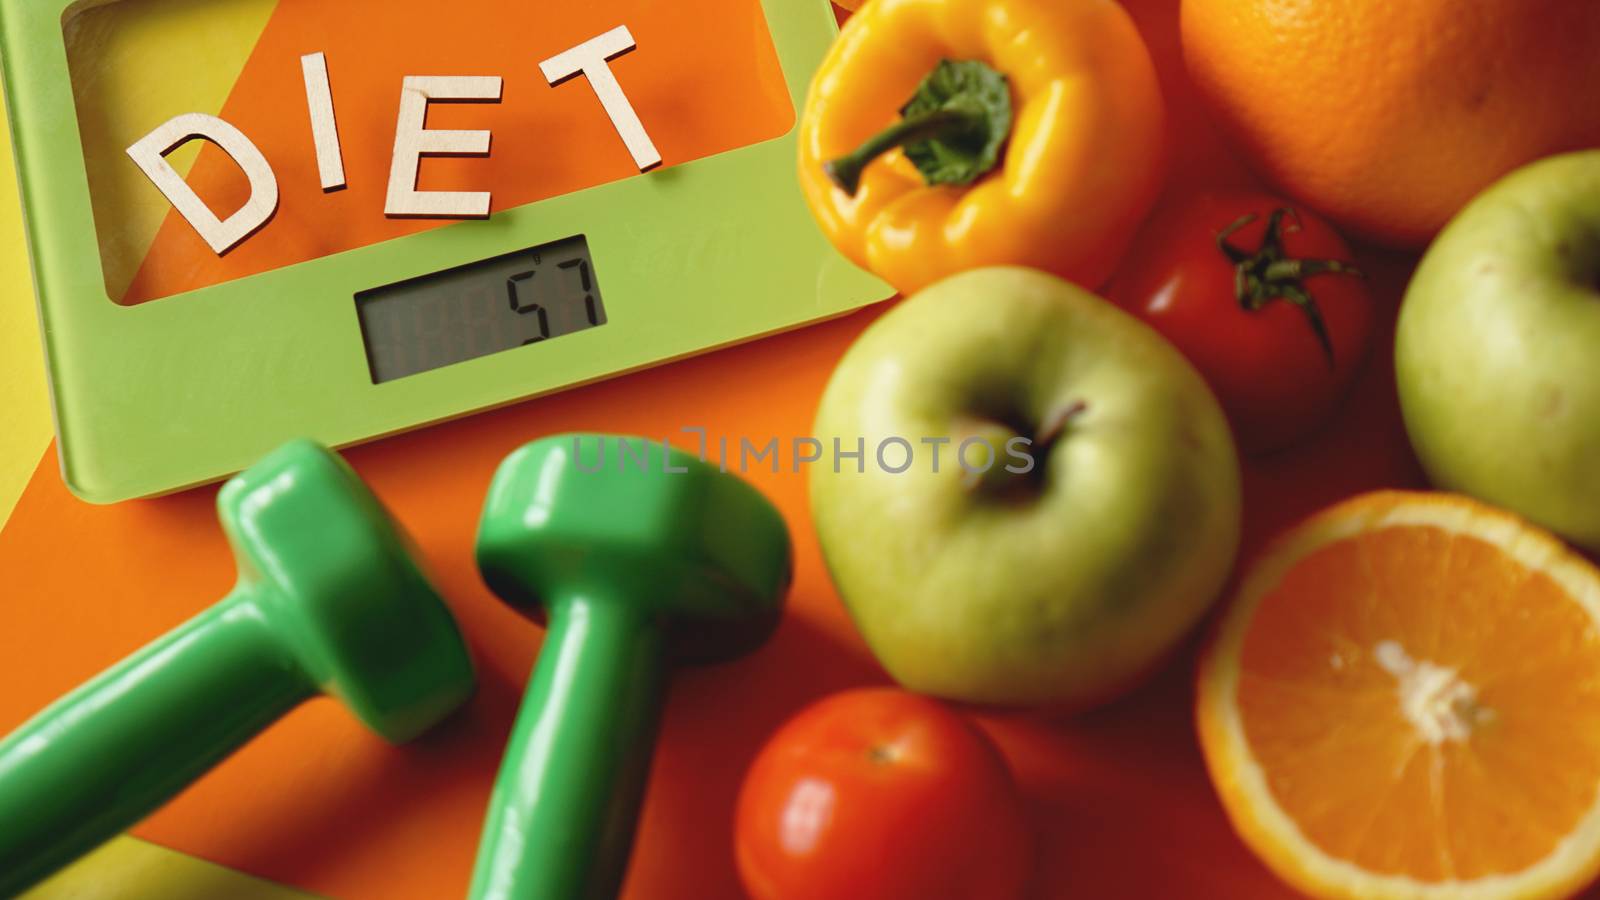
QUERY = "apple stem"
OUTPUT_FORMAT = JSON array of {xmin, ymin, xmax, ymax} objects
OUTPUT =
[
  {"xmin": 1035, "ymin": 399, "xmax": 1089, "ymax": 451},
  {"xmin": 959, "ymin": 400, "xmax": 1088, "ymax": 495}
]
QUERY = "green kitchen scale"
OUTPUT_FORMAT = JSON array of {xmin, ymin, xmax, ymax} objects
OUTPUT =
[{"xmin": 0, "ymin": 0, "xmax": 886, "ymax": 503}]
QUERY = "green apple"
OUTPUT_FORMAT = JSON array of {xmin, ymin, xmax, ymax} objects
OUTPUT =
[
  {"xmin": 1397, "ymin": 150, "xmax": 1600, "ymax": 551},
  {"xmin": 810, "ymin": 267, "xmax": 1241, "ymax": 709}
]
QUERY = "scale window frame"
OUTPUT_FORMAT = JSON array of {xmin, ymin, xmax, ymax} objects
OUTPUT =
[{"xmin": 0, "ymin": 0, "xmax": 886, "ymax": 502}]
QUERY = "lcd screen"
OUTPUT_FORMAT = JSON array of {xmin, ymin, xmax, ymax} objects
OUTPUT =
[{"xmin": 356, "ymin": 234, "xmax": 605, "ymax": 382}]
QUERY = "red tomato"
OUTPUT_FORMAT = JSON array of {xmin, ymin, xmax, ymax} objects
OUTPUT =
[
  {"xmin": 734, "ymin": 688, "xmax": 1032, "ymax": 900},
  {"xmin": 1109, "ymin": 192, "xmax": 1375, "ymax": 454}
]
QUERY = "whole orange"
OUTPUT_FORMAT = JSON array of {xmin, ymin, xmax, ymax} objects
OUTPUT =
[{"xmin": 1181, "ymin": 0, "xmax": 1600, "ymax": 248}]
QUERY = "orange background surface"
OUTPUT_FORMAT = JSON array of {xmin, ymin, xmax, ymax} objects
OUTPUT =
[{"xmin": 0, "ymin": 0, "xmax": 1444, "ymax": 897}]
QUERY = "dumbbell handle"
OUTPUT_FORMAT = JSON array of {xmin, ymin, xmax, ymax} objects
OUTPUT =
[
  {"xmin": 0, "ymin": 588, "xmax": 313, "ymax": 895},
  {"xmin": 469, "ymin": 596, "xmax": 666, "ymax": 900}
]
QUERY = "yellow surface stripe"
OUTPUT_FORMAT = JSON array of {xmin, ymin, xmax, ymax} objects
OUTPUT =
[
  {"xmin": 3, "ymin": 1, "xmax": 314, "ymax": 896},
  {"xmin": 69, "ymin": 0, "xmax": 281, "ymax": 298},
  {"xmin": 22, "ymin": 838, "xmax": 320, "ymax": 900},
  {"xmin": 0, "ymin": 91, "xmax": 51, "ymax": 529}
]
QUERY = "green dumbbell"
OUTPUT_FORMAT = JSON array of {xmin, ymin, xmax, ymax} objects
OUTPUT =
[
  {"xmin": 0, "ymin": 440, "xmax": 475, "ymax": 895},
  {"xmin": 468, "ymin": 434, "xmax": 791, "ymax": 899}
]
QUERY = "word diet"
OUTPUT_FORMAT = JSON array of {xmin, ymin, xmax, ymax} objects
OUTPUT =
[{"xmin": 126, "ymin": 26, "xmax": 660, "ymax": 256}]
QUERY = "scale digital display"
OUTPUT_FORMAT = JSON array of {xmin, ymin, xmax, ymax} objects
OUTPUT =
[
  {"xmin": 1, "ymin": 0, "xmax": 889, "ymax": 502},
  {"xmin": 357, "ymin": 235, "xmax": 606, "ymax": 383}
]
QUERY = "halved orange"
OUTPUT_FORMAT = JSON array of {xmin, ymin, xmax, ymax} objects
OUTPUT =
[{"xmin": 1198, "ymin": 491, "xmax": 1600, "ymax": 899}]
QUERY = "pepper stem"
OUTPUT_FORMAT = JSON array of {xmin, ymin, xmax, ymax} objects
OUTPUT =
[
  {"xmin": 824, "ymin": 107, "xmax": 987, "ymax": 196},
  {"xmin": 821, "ymin": 58, "xmax": 1012, "ymax": 197}
]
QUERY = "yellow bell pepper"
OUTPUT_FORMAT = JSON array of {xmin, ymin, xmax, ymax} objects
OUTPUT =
[{"xmin": 798, "ymin": 0, "xmax": 1167, "ymax": 295}]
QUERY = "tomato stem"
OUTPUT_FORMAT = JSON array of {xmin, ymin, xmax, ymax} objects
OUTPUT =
[{"xmin": 1217, "ymin": 208, "xmax": 1364, "ymax": 368}]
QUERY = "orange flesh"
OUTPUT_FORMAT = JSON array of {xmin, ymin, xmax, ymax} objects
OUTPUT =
[{"xmin": 1237, "ymin": 525, "xmax": 1600, "ymax": 880}]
